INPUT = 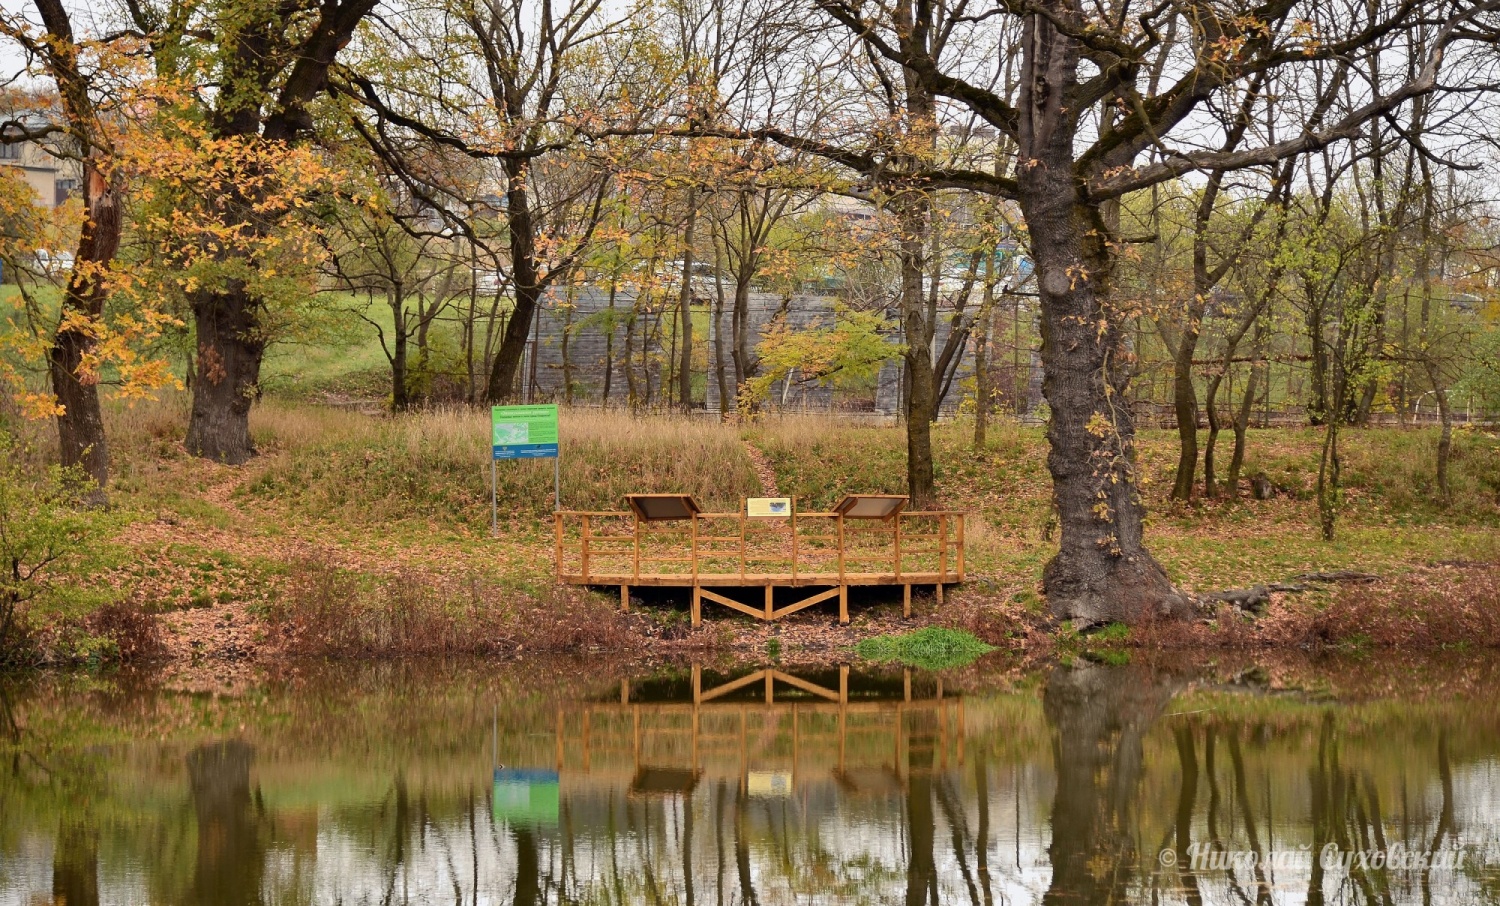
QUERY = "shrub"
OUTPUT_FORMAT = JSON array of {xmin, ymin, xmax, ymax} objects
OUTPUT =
[{"xmin": 0, "ymin": 431, "xmax": 98, "ymax": 664}]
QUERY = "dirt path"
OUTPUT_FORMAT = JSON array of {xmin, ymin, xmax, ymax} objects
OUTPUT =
[{"xmin": 742, "ymin": 439, "xmax": 781, "ymax": 497}]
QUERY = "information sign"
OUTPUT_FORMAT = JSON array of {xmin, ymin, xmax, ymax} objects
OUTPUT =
[{"xmin": 492, "ymin": 405, "xmax": 559, "ymax": 460}]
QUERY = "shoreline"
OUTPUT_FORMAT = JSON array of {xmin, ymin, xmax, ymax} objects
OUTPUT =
[{"xmin": 14, "ymin": 556, "xmax": 1496, "ymax": 679}]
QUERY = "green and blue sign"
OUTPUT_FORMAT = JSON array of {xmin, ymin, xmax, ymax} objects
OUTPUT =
[
  {"xmin": 492, "ymin": 768, "xmax": 560, "ymax": 825},
  {"xmin": 491, "ymin": 405, "xmax": 559, "ymax": 460}
]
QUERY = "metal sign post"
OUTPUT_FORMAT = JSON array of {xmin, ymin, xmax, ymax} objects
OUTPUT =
[{"xmin": 490, "ymin": 404, "xmax": 561, "ymax": 536}]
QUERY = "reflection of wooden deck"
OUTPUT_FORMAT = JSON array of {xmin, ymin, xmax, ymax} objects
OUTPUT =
[
  {"xmin": 553, "ymin": 507, "xmax": 965, "ymax": 624},
  {"xmin": 550, "ymin": 666, "xmax": 965, "ymax": 792}
]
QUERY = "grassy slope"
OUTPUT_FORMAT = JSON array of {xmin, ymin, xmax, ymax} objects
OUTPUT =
[
  {"xmin": 7, "ymin": 346, "xmax": 1497, "ymax": 662},
  {"xmin": 29, "ymin": 394, "xmax": 1499, "ymax": 610}
]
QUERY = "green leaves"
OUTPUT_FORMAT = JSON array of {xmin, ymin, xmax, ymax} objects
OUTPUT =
[
  {"xmin": 742, "ymin": 304, "xmax": 902, "ymax": 410},
  {"xmin": 854, "ymin": 626, "xmax": 995, "ymax": 670},
  {"xmin": 0, "ymin": 431, "xmax": 99, "ymax": 659}
]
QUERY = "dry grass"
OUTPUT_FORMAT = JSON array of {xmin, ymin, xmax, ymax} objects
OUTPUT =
[
  {"xmin": 1308, "ymin": 563, "xmax": 1500, "ymax": 648},
  {"xmin": 266, "ymin": 557, "xmax": 649, "ymax": 658},
  {"xmin": 84, "ymin": 600, "xmax": 164, "ymax": 662},
  {"xmin": 246, "ymin": 405, "xmax": 763, "ymax": 526}
]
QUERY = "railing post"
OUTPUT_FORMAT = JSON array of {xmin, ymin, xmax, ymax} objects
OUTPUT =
[
  {"xmin": 938, "ymin": 514, "xmax": 948, "ymax": 580},
  {"xmin": 893, "ymin": 515, "xmax": 903, "ymax": 580},
  {"xmin": 837, "ymin": 514, "xmax": 846, "ymax": 586},
  {"xmin": 691, "ymin": 513, "xmax": 699, "ymax": 585},
  {"xmin": 581, "ymin": 515, "xmax": 592, "ymax": 583},
  {"xmin": 956, "ymin": 514, "xmax": 965, "ymax": 580},
  {"xmin": 790, "ymin": 498, "xmax": 799, "ymax": 585}
]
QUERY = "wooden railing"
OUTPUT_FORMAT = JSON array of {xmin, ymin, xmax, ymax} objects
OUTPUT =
[{"xmin": 552, "ymin": 509, "xmax": 965, "ymax": 588}]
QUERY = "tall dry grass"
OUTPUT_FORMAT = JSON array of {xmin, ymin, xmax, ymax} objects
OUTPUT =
[{"xmin": 246, "ymin": 404, "xmax": 763, "ymax": 526}]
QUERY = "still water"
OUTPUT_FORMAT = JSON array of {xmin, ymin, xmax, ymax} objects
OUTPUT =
[{"xmin": 3, "ymin": 656, "xmax": 1500, "ymax": 905}]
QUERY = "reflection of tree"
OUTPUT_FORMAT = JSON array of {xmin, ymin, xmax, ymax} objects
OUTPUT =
[
  {"xmin": 1171, "ymin": 723, "xmax": 1205, "ymax": 906},
  {"xmin": 905, "ymin": 710, "xmax": 937, "ymax": 906},
  {"xmin": 184, "ymin": 740, "xmax": 263, "ymax": 906},
  {"xmin": 1306, "ymin": 717, "xmax": 1458, "ymax": 906},
  {"xmin": 1226, "ymin": 727, "xmax": 1274, "ymax": 906},
  {"xmin": 513, "ymin": 826, "xmax": 540, "ymax": 906},
  {"xmin": 1042, "ymin": 664, "xmax": 1177, "ymax": 906},
  {"xmin": 52, "ymin": 820, "xmax": 99, "ymax": 906},
  {"xmin": 0, "ymin": 682, "xmax": 18, "ymax": 745},
  {"xmin": 734, "ymin": 786, "xmax": 759, "ymax": 906}
]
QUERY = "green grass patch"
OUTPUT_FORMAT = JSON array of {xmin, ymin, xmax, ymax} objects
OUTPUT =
[{"xmin": 854, "ymin": 626, "xmax": 996, "ymax": 670}]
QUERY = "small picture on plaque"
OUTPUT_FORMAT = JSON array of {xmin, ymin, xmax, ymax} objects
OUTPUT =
[{"xmin": 747, "ymin": 497, "xmax": 792, "ymax": 518}]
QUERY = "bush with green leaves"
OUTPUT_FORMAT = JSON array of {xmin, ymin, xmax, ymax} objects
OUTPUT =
[{"xmin": 0, "ymin": 431, "xmax": 97, "ymax": 661}]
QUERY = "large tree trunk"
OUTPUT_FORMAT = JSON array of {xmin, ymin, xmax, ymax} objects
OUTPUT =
[
  {"xmin": 898, "ymin": 204, "xmax": 938, "ymax": 508},
  {"xmin": 487, "ymin": 158, "xmax": 542, "ymax": 402},
  {"xmin": 185, "ymin": 283, "xmax": 263, "ymax": 464},
  {"xmin": 1017, "ymin": 6, "xmax": 1186, "ymax": 625},
  {"xmin": 49, "ymin": 304, "xmax": 110, "ymax": 491}
]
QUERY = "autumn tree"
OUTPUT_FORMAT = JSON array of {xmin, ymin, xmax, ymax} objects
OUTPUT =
[
  {"xmin": 117, "ymin": 0, "xmax": 378, "ymax": 464},
  {"xmin": 341, "ymin": 0, "xmax": 663, "ymax": 404},
  {"xmin": 740, "ymin": 0, "xmax": 1500, "ymax": 622},
  {"xmin": 1, "ymin": 3, "xmax": 123, "ymax": 495}
]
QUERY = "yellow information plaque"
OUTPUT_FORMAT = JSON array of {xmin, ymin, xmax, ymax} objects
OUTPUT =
[{"xmin": 746, "ymin": 497, "xmax": 792, "ymax": 518}]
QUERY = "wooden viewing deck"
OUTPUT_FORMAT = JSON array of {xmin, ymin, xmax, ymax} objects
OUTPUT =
[{"xmin": 553, "ymin": 495, "xmax": 965, "ymax": 625}]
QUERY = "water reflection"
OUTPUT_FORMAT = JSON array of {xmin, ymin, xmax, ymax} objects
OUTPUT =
[{"xmin": 2, "ymin": 658, "xmax": 1499, "ymax": 904}]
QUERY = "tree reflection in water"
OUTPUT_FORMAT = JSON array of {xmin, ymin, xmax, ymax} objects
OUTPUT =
[
  {"xmin": 2, "ymin": 658, "xmax": 1499, "ymax": 904},
  {"xmin": 1042, "ymin": 663, "xmax": 1178, "ymax": 905},
  {"xmin": 184, "ymin": 741, "xmax": 263, "ymax": 906}
]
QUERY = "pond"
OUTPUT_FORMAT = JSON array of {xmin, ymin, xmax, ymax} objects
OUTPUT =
[{"xmin": 2, "ymin": 655, "xmax": 1499, "ymax": 905}]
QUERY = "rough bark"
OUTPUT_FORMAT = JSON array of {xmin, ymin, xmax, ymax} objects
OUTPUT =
[
  {"xmin": 185, "ymin": 282, "xmax": 264, "ymax": 464},
  {"xmin": 175, "ymin": 0, "xmax": 375, "ymax": 462},
  {"xmin": 487, "ymin": 158, "xmax": 542, "ymax": 402},
  {"xmin": 898, "ymin": 197, "xmax": 939, "ymax": 509},
  {"xmin": 35, "ymin": 0, "xmax": 120, "ymax": 496},
  {"xmin": 1014, "ymin": 2, "xmax": 1188, "ymax": 624}
]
